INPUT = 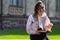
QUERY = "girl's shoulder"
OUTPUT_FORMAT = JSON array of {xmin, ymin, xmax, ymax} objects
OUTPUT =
[
  {"xmin": 28, "ymin": 14, "xmax": 33, "ymax": 18},
  {"xmin": 28, "ymin": 14, "xmax": 34, "ymax": 20}
]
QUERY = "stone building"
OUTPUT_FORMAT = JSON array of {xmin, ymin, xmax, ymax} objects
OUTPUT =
[{"xmin": 0, "ymin": 0, "xmax": 60, "ymax": 29}]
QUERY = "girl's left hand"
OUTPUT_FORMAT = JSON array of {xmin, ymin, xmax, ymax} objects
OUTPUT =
[{"xmin": 45, "ymin": 23, "xmax": 53, "ymax": 32}]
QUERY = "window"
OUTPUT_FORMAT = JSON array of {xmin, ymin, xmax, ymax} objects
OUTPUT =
[
  {"xmin": 56, "ymin": 0, "xmax": 60, "ymax": 11},
  {"xmin": 9, "ymin": 0, "xmax": 23, "ymax": 7},
  {"xmin": 9, "ymin": 0, "xmax": 16, "ymax": 5},
  {"xmin": 18, "ymin": 0, "xmax": 23, "ymax": 7},
  {"xmin": 9, "ymin": 0, "xmax": 25, "ymax": 15}
]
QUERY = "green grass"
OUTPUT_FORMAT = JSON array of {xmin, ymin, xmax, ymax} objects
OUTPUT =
[
  {"xmin": 0, "ymin": 28, "xmax": 60, "ymax": 40},
  {"xmin": 48, "ymin": 28, "xmax": 60, "ymax": 40}
]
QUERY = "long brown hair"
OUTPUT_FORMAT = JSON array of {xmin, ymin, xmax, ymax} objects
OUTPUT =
[{"xmin": 33, "ymin": 1, "xmax": 44, "ymax": 21}]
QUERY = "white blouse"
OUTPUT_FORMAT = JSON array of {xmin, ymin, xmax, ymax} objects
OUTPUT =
[{"xmin": 26, "ymin": 12, "xmax": 50, "ymax": 34}]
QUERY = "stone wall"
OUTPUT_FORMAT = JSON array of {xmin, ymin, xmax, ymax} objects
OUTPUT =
[
  {"xmin": 2, "ymin": 17, "xmax": 27, "ymax": 29},
  {"xmin": 1, "ymin": 0, "xmax": 60, "ymax": 30}
]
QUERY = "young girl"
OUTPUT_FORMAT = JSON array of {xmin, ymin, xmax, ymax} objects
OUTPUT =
[{"xmin": 26, "ymin": 1, "xmax": 53, "ymax": 40}]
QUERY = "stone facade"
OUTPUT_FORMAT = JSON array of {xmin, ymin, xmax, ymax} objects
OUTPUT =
[
  {"xmin": 2, "ymin": 0, "xmax": 27, "ymax": 29},
  {"xmin": 0, "ymin": 0, "xmax": 60, "ymax": 29},
  {"xmin": 2, "ymin": 18, "xmax": 27, "ymax": 29},
  {"xmin": 2, "ymin": 0, "xmax": 60, "ymax": 17}
]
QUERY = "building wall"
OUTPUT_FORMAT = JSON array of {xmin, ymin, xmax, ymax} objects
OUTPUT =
[
  {"xmin": 2, "ymin": 0, "xmax": 60, "ymax": 17},
  {"xmin": 2, "ymin": 0, "xmax": 59, "ymax": 17},
  {"xmin": 2, "ymin": 0, "xmax": 27, "ymax": 29},
  {"xmin": 1, "ymin": 0, "xmax": 60, "ymax": 29}
]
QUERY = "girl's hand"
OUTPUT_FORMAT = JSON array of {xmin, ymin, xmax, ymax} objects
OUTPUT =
[{"xmin": 45, "ymin": 23, "xmax": 53, "ymax": 32}]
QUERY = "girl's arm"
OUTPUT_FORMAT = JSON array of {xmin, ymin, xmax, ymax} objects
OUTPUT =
[
  {"xmin": 26, "ymin": 15, "xmax": 36, "ymax": 34},
  {"xmin": 44, "ymin": 14, "xmax": 53, "ymax": 32}
]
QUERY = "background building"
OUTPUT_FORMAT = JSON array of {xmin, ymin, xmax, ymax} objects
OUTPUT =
[{"xmin": 0, "ymin": 0, "xmax": 60, "ymax": 29}]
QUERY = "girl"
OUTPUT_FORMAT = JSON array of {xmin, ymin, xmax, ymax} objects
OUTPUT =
[{"xmin": 26, "ymin": 1, "xmax": 53, "ymax": 40}]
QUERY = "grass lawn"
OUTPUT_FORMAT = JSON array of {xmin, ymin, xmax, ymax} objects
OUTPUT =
[{"xmin": 0, "ymin": 28, "xmax": 60, "ymax": 40}]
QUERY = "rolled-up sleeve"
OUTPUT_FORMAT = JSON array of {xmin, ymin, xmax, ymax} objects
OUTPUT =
[
  {"xmin": 26, "ymin": 15, "xmax": 36, "ymax": 34},
  {"xmin": 45, "ymin": 14, "xmax": 50, "ymax": 27}
]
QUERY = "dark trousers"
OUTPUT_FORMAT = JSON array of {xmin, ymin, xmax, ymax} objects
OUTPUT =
[{"xmin": 30, "ymin": 32, "xmax": 49, "ymax": 40}]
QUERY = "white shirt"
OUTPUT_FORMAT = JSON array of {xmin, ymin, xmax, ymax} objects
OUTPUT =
[{"xmin": 26, "ymin": 12, "xmax": 50, "ymax": 34}]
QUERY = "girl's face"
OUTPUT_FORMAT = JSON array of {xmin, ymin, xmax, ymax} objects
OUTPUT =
[{"xmin": 38, "ymin": 4, "xmax": 45, "ymax": 16}]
